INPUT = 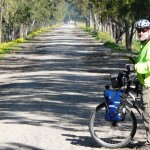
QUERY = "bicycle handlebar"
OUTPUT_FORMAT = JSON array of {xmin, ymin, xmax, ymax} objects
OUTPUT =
[{"xmin": 125, "ymin": 64, "xmax": 135, "ymax": 72}]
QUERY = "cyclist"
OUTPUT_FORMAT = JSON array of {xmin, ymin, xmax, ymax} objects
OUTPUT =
[{"xmin": 135, "ymin": 19, "xmax": 150, "ymax": 149}]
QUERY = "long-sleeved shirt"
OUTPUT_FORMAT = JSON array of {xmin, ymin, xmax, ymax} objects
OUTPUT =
[{"xmin": 135, "ymin": 40, "xmax": 150, "ymax": 86}]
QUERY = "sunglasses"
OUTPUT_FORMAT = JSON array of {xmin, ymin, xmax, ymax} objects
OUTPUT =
[{"xmin": 137, "ymin": 28, "xmax": 149, "ymax": 33}]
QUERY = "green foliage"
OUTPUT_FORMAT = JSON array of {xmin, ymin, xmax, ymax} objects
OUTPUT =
[
  {"xmin": 98, "ymin": 32, "xmax": 112, "ymax": 43},
  {"xmin": 131, "ymin": 0, "xmax": 150, "ymax": 20},
  {"xmin": 1, "ymin": 0, "xmax": 150, "ymax": 51},
  {"xmin": 82, "ymin": 26, "xmax": 112, "ymax": 42},
  {"xmin": 1, "ymin": 0, "xmax": 67, "ymax": 43},
  {"xmin": 27, "ymin": 24, "xmax": 60, "ymax": 38},
  {"xmin": 0, "ymin": 37, "xmax": 28, "ymax": 54},
  {"xmin": 15, "ymin": 38, "xmax": 27, "ymax": 43},
  {"xmin": 104, "ymin": 42, "xmax": 126, "ymax": 51},
  {"xmin": 64, "ymin": 1, "xmax": 86, "ymax": 23}
]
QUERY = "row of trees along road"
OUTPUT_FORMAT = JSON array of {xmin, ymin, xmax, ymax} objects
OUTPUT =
[
  {"xmin": 66, "ymin": 0, "xmax": 150, "ymax": 50},
  {"xmin": 0, "ymin": 0, "xmax": 66, "ymax": 44},
  {"xmin": 0, "ymin": 0, "xmax": 150, "ymax": 51}
]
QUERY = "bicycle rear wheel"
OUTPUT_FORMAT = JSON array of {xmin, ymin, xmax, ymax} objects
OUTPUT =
[{"xmin": 89, "ymin": 102, "xmax": 137, "ymax": 148}]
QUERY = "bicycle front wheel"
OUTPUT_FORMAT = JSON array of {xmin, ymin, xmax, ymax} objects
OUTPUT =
[{"xmin": 89, "ymin": 102, "xmax": 137, "ymax": 148}]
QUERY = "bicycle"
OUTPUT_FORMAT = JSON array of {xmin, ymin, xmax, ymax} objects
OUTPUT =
[{"xmin": 89, "ymin": 63, "xmax": 143, "ymax": 148}]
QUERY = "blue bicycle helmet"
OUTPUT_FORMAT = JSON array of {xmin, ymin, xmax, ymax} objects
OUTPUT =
[{"xmin": 135, "ymin": 19, "xmax": 150, "ymax": 29}]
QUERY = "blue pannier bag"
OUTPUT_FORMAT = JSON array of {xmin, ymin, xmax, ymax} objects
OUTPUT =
[{"xmin": 104, "ymin": 89, "xmax": 126, "ymax": 122}]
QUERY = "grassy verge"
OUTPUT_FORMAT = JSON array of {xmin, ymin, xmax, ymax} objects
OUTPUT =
[
  {"xmin": 0, "ymin": 38, "xmax": 27, "ymax": 58},
  {"xmin": 80, "ymin": 24, "xmax": 140, "ymax": 53},
  {"xmin": 26, "ymin": 24, "xmax": 59, "ymax": 39},
  {"xmin": 0, "ymin": 24, "xmax": 60, "ymax": 57}
]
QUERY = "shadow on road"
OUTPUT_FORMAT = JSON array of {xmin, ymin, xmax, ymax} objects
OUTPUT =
[
  {"xmin": 0, "ymin": 143, "xmax": 44, "ymax": 150},
  {"xmin": 62, "ymin": 133, "xmax": 100, "ymax": 148},
  {"xmin": 0, "ymin": 24, "xmax": 145, "ymax": 149}
]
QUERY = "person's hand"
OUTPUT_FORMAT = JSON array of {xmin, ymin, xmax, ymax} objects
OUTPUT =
[{"xmin": 125, "ymin": 64, "xmax": 135, "ymax": 71}]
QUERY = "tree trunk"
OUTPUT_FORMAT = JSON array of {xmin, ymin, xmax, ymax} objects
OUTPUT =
[
  {"xmin": 85, "ymin": 16, "xmax": 90, "ymax": 27},
  {"xmin": 86, "ymin": 19, "xmax": 89, "ymax": 27},
  {"xmin": 98, "ymin": 19, "xmax": 102, "ymax": 32},
  {"xmin": 20, "ymin": 24, "xmax": 24, "ymax": 38},
  {"xmin": 125, "ymin": 21, "xmax": 134, "ymax": 50},
  {"xmin": 30, "ymin": 19, "xmax": 35, "ymax": 32},
  {"xmin": 89, "ymin": 3, "xmax": 93, "ymax": 28},
  {"xmin": 0, "ymin": 4, "xmax": 2, "ymax": 44},
  {"xmin": 115, "ymin": 26, "xmax": 123, "ymax": 44},
  {"xmin": 109, "ymin": 23, "xmax": 113, "ymax": 40},
  {"xmin": 93, "ymin": 13, "xmax": 100, "ymax": 31},
  {"xmin": 25, "ymin": 26, "xmax": 28, "ymax": 36},
  {"xmin": 111, "ymin": 23, "xmax": 116, "ymax": 40},
  {"xmin": 10, "ymin": 22, "xmax": 15, "ymax": 40}
]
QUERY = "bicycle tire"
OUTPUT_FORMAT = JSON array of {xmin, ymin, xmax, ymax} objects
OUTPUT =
[{"xmin": 89, "ymin": 102, "xmax": 137, "ymax": 148}]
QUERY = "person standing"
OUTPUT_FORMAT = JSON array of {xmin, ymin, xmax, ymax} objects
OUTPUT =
[{"xmin": 135, "ymin": 19, "xmax": 150, "ymax": 150}]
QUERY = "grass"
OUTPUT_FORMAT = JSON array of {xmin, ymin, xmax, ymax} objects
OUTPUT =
[
  {"xmin": 80, "ymin": 24, "xmax": 140, "ymax": 53},
  {"xmin": 82, "ymin": 26, "xmax": 125, "ymax": 51},
  {"xmin": 0, "ymin": 37, "xmax": 27, "ymax": 55},
  {"xmin": 104, "ymin": 41, "xmax": 126, "ymax": 51},
  {"xmin": 27, "ymin": 25, "xmax": 58, "ymax": 38}
]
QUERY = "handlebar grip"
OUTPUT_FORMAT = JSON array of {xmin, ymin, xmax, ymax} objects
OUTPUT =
[{"xmin": 125, "ymin": 64, "xmax": 135, "ymax": 72}]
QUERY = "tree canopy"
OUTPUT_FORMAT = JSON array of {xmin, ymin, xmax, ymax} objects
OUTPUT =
[
  {"xmin": 65, "ymin": 0, "xmax": 150, "ymax": 50},
  {"xmin": 0, "ymin": 0, "xmax": 67, "ymax": 43},
  {"xmin": 0, "ymin": 0, "xmax": 150, "ymax": 50}
]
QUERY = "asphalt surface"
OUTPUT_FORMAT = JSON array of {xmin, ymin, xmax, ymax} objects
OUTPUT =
[{"xmin": 0, "ymin": 24, "xmax": 146, "ymax": 150}]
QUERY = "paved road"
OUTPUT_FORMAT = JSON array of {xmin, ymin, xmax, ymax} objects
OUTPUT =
[{"xmin": 0, "ymin": 24, "xmax": 145, "ymax": 150}]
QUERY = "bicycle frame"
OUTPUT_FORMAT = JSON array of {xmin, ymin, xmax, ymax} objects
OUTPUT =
[
  {"xmin": 127, "ymin": 92, "xmax": 143, "ymax": 115},
  {"xmin": 119, "ymin": 65, "xmax": 143, "ymax": 116}
]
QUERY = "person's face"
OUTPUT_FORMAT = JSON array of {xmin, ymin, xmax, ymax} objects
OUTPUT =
[{"xmin": 137, "ymin": 28, "xmax": 150, "ymax": 41}]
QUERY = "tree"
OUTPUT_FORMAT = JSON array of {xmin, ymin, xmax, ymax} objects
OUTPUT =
[
  {"xmin": 66, "ymin": 0, "xmax": 150, "ymax": 50},
  {"xmin": 0, "ymin": 0, "xmax": 67, "ymax": 43},
  {"xmin": 0, "ymin": 0, "xmax": 4, "ymax": 44}
]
